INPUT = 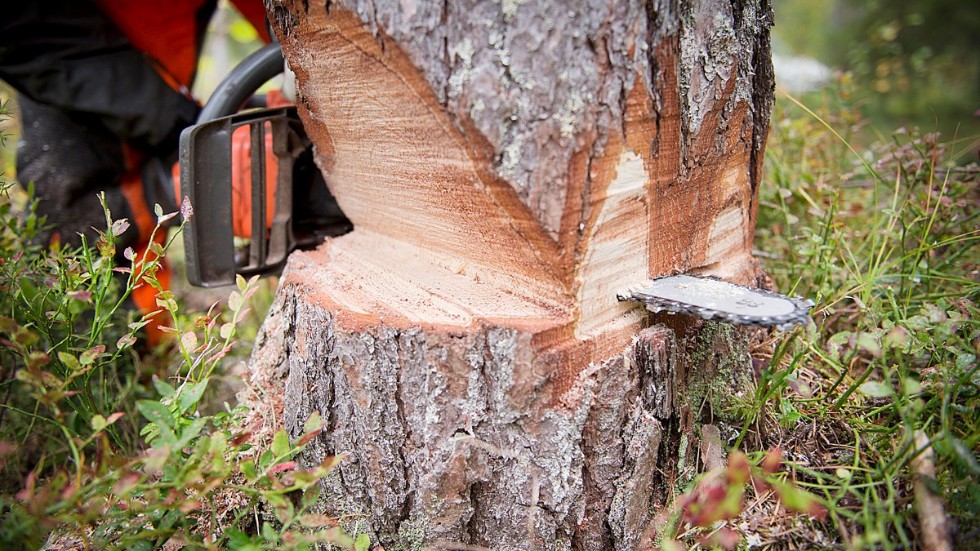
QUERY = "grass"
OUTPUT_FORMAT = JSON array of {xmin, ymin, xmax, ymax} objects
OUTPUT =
[{"xmin": 722, "ymin": 88, "xmax": 979, "ymax": 549}]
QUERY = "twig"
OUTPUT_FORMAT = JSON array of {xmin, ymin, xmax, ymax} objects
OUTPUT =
[{"xmin": 911, "ymin": 431, "xmax": 952, "ymax": 551}]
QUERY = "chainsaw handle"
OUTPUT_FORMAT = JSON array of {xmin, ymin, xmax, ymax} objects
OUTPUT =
[{"xmin": 198, "ymin": 43, "xmax": 284, "ymax": 124}]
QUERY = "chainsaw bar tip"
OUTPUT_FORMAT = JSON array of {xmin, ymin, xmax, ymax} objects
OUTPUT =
[{"xmin": 618, "ymin": 274, "xmax": 813, "ymax": 330}]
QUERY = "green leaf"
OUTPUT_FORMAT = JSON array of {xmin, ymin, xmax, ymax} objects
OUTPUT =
[
  {"xmin": 57, "ymin": 352, "xmax": 80, "ymax": 371},
  {"xmin": 117, "ymin": 334, "xmax": 137, "ymax": 350},
  {"xmin": 39, "ymin": 371, "xmax": 64, "ymax": 388},
  {"xmin": 156, "ymin": 296, "xmax": 178, "ymax": 313},
  {"xmin": 153, "ymin": 377, "xmax": 176, "ymax": 399},
  {"xmin": 883, "ymin": 326, "xmax": 910, "ymax": 349},
  {"xmin": 28, "ymin": 351, "xmax": 50, "ymax": 369},
  {"xmin": 0, "ymin": 315, "xmax": 17, "ymax": 335},
  {"xmin": 354, "ymin": 533, "xmax": 371, "ymax": 551},
  {"xmin": 905, "ymin": 315, "xmax": 930, "ymax": 331},
  {"xmin": 15, "ymin": 369, "xmax": 42, "ymax": 387},
  {"xmin": 923, "ymin": 303, "xmax": 946, "ymax": 323},
  {"xmin": 258, "ymin": 449, "xmax": 275, "ymax": 470},
  {"xmin": 236, "ymin": 273, "xmax": 248, "ymax": 291},
  {"xmin": 301, "ymin": 484, "xmax": 322, "ymax": 509},
  {"xmin": 854, "ymin": 332, "xmax": 882, "ymax": 358},
  {"xmin": 825, "ymin": 331, "xmax": 852, "ymax": 361},
  {"xmin": 176, "ymin": 417, "xmax": 208, "ymax": 450},
  {"xmin": 858, "ymin": 381, "xmax": 894, "ymax": 398},
  {"xmin": 264, "ymin": 491, "xmax": 290, "ymax": 509},
  {"xmin": 91, "ymin": 414, "xmax": 107, "ymax": 432},
  {"xmin": 260, "ymin": 522, "xmax": 279, "ymax": 542},
  {"xmin": 137, "ymin": 399, "xmax": 175, "ymax": 429},
  {"xmin": 272, "ymin": 430, "xmax": 290, "ymax": 458},
  {"xmin": 240, "ymin": 460, "xmax": 257, "ymax": 481},
  {"xmin": 226, "ymin": 528, "xmax": 261, "ymax": 551},
  {"xmin": 291, "ymin": 471, "xmax": 321, "ymax": 487},
  {"xmin": 14, "ymin": 326, "xmax": 39, "ymax": 348},
  {"xmin": 209, "ymin": 430, "xmax": 228, "ymax": 455},
  {"xmin": 304, "ymin": 411, "xmax": 322, "ymax": 433},
  {"xmin": 938, "ymin": 436, "xmax": 980, "ymax": 476},
  {"xmin": 228, "ymin": 291, "xmax": 243, "ymax": 313},
  {"xmin": 178, "ymin": 379, "xmax": 209, "ymax": 413},
  {"xmin": 142, "ymin": 445, "xmax": 170, "ymax": 472}
]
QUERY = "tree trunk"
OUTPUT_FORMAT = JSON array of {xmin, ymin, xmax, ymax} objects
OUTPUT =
[{"xmin": 253, "ymin": 0, "xmax": 774, "ymax": 548}]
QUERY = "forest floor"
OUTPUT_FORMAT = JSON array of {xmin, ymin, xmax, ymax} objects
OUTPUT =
[{"xmin": 683, "ymin": 89, "xmax": 979, "ymax": 549}]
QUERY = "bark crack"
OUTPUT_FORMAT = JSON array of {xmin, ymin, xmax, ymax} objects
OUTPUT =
[{"xmin": 392, "ymin": 329, "xmax": 414, "ymax": 526}]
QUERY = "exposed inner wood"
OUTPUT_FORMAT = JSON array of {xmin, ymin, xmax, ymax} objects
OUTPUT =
[
  {"xmin": 275, "ymin": 2, "xmax": 757, "ymax": 356},
  {"xmin": 281, "ymin": 5, "xmax": 570, "ymax": 333},
  {"xmin": 284, "ymin": 235, "xmax": 567, "ymax": 332}
]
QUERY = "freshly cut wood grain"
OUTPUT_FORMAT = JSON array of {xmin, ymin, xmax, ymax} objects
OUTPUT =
[
  {"xmin": 274, "ymin": 2, "xmax": 761, "ymax": 341},
  {"xmin": 254, "ymin": 0, "xmax": 775, "ymax": 547}
]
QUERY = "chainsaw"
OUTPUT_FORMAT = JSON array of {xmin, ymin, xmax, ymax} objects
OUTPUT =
[
  {"xmin": 179, "ymin": 44, "xmax": 812, "ymax": 328},
  {"xmin": 178, "ymin": 43, "xmax": 350, "ymax": 288}
]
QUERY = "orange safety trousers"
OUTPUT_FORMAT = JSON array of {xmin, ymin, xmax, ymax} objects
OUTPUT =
[{"xmin": 97, "ymin": 0, "xmax": 270, "ymax": 345}]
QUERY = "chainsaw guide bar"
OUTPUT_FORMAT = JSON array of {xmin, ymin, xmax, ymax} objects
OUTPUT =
[{"xmin": 618, "ymin": 275, "xmax": 813, "ymax": 329}]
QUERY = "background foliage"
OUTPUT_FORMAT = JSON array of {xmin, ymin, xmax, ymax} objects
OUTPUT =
[{"xmin": 774, "ymin": 0, "xmax": 980, "ymax": 143}]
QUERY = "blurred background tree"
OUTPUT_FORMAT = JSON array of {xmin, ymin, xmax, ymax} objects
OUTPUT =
[{"xmin": 775, "ymin": 0, "xmax": 980, "ymax": 148}]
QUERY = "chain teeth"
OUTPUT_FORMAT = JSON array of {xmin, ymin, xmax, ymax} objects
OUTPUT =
[{"xmin": 618, "ymin": 275, "xmax": 814, "ymax": 329}]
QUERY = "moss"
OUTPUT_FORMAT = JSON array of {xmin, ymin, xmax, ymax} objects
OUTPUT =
[
  {"xmin": 391, "ymin": 494, "xmax": 447, "ymax": 551},
  {"xmin": 392, "ymin": 514, "xmax": 429, "ymax": 551},
  {"xmin": 683, "ymin": 321, "xmax": 752, "ymax": 421}
]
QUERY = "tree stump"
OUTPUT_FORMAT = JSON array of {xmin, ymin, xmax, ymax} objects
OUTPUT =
[{"xmin": 252, "ymin": 0, "xmax": 774, "ymax": 548}]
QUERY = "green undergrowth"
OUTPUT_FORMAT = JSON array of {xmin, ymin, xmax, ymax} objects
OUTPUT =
[
  {"xmin": 0, "ymin": 102, "xmax": 366, "ymax": 550},
  {"xmin": 730, "ymin": 90, "xmax": 978, "ymax": 548}
]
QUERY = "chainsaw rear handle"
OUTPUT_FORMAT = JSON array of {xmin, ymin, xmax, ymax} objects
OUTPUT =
[
  {"xmin": 180, "ymin": 107, "xmax": 307, "ymax": 287},
  {"xmin": 181, "ymin": 42, "xmax": 294, "ymax": 287}
]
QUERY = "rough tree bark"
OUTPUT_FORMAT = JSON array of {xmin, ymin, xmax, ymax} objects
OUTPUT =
[{"xmin": 250, "ymin": 0, "xmax": 774, "ymax": 548}]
